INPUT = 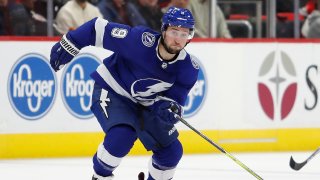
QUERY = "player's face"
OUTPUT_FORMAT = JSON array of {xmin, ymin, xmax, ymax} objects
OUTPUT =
[{"xmin": 163, "ymin": 26, "xmax": 190, "ymax": 54}]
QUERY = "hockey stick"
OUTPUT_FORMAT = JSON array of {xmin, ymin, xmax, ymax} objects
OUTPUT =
[
  {"xmin": 175, "ymin": 115, "xmax": 263, "ymax": 180},
  {"xmin": 290, "ymin": 147, "xmax": 320, "ymax": 171}
]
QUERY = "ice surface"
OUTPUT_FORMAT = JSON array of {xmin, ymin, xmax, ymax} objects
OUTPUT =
[{"xmin": 0, "ymin": 152, "xmax": 319, "ymax": 180}]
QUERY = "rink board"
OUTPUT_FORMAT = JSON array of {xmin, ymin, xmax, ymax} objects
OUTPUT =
[
  {"xmin": 1, "ymin": 128, "xmax": 320, "ymax": 158},
  {"xmin": 1, "ymin": 38, "xmax": 320, "ymax": 158}
]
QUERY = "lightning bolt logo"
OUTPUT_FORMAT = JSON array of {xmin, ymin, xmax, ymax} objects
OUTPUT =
[
  {"xmin": 99, "ymin": 90, "xmax": 111, "ymax": 118},
  {"xmin": 131, "ymin": 78, "xmax": 172, "ymax": 98}
]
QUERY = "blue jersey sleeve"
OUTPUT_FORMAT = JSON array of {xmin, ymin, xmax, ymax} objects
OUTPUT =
[
  {"xmin": 101, "ymin": 22, "xmax": 142, "ymax": 59},
  {"xmin": 67, "ymin": 17, "xmax": 99, "ymax": 48},
  {"xmin": 67, "ymin": 17, "xmax": 151, "ymax": 60},
  {"xmin": 164, "ymin": 55, "xmax": 200, "ymax": 106}
]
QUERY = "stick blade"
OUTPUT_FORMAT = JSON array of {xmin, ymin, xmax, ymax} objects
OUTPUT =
[{"xmin": 290, "ymin": 156, "xmax": 307, "ymax": 171}]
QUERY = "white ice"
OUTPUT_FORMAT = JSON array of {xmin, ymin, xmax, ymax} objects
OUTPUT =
[{"xmin": 0, "ymin": 152, "xmax": 319, "ymax": 180}]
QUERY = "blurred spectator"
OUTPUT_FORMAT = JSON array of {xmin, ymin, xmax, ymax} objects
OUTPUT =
[
  {"xmin": 55, "ymin": 0, "xmax": 102, "ymax": 35},
  {"xmin": 189, "ymin": 0, "xmax": 231, "ymax": 38},
  {"xmin": 164, "ymin": 0, "xmax": 188, "ymax": 9},
  {"xmin": 97, "ymin": 0, "xmax": 145, "ymax": 26},
  {"xmin": 0, "ymin": 0, "xmax": 12, "ymax": 35},
  {"xmin": 9, "ymin": 0, "xmax": 47, "ymax": 36},
  {"xmin": 133, "ymin": 0, "xmax": 163, "ymax": 32},
  {"xmin": 301, "ymin": 0, "xmax": 320, "ymax": 38},
  {"xmin": 158, "ymin": 0, "xmax": 169, "ymax": 8},
  {"xmin": 90, "ymin": 0, "xmax": 100, "ymax": 5},
  {"xmin": 302, "ymin": 10, "xmax": 320, "ymax": 38},
  {"xmin": 300, "ymin": 0, "xmax": 317, "ymax": 16},
  {"xmin": 32, "ymin": 0, "xmax": 70, "ymax": 20}
]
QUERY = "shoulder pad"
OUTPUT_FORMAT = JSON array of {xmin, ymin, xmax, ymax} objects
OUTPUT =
[{"xmin": 189, "ymin": 54, "xmax": 200, "ymax": 70}]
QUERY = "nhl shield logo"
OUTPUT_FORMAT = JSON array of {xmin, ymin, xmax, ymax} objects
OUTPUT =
[
  {"xmin": 142, "ymin": 32, "xmax": 155, "ymax": 47},
  {"xmin": 161, "ymin": 62, "xmax": 167, "ymax": 69}
]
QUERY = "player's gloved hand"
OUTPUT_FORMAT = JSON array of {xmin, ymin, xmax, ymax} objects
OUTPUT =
[
  {"xmin": 156, "ymin": 101, "xmax": 182, "ymax": 124},
  {"xmin": 50, "ymin": 34, "xmax": 80, "ymax": 72}
]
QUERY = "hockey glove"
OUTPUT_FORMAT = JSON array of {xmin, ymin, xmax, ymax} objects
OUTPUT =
[
  {"xmin": 156, "ymin": 101, "xmax": 182, "ymax": 124},
  {"xmin": 50, "ymin": 34, "xmax": 80, "ymax": 72}
]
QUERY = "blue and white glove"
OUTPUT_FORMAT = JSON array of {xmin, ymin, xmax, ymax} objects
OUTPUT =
[
  {"xmin": 156, "ymin": 101, "xmax": 182, "ymax": 124},
  {"xmin": 50, "ymin": 34, "xmax": 80, "ymax": 72}
]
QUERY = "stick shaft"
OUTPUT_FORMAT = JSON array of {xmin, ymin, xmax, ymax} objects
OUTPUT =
[
  {"xmin": 305, "ymin": 147, "xmax": 320, "ymax": 162},
  {"xmin": 177, "ymin": 116, "xmax": 263, "ymax": 180}
]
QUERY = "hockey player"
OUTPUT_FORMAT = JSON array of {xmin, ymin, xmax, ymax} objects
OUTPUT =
[{"xmin": 50, "ymin": 6, "xmax": 199, "ymax": 180}]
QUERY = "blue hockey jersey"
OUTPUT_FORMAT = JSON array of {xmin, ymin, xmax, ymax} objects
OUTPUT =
[{"xmin": 68, "ymin": 17, "xmax": 199, "ymax": 108}]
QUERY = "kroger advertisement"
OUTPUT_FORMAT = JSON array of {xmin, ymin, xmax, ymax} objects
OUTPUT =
[
  {"xmin": 1, "ymin": 41, "xmax": 207, "ymax": 134},
  {"xmin": 1, "ymin": 40, "xmax": 320, "ymax": 134}
]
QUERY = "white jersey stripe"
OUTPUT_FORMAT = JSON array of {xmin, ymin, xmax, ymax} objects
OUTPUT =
[
  {"xmin": 96, "ymin": 64, "xmax": 137, "ymax": 103},
  {"xmin": 95, "ymin": 17, "xmax": 109, "ymax": 47}
]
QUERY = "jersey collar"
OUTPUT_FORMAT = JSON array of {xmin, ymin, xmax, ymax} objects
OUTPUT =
[{"xmin": 156, "ymin": 38, "xmax": 187, "ymax": 64}]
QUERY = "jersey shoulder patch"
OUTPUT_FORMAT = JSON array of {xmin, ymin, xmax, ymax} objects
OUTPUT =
[
  {"xmin": 141, "ymin": 32, "xmax": 156, "ymax": 47},
  {"xmin": 189, "ymin": 54, "xmax": 200, "ymax": 70}
]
